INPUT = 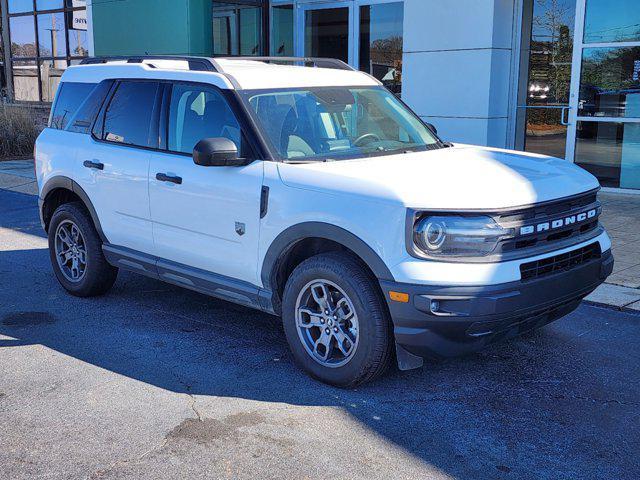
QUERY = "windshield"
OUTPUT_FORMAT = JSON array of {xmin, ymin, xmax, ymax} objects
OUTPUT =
[{"xmin": 240, "ymin": 86, "xmax": 441, "ymax": 161}]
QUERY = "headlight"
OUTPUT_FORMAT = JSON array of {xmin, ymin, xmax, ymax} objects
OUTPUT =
[{"xmin": 413, "ymin": 215, "xmax": 513, "ymax": 257}]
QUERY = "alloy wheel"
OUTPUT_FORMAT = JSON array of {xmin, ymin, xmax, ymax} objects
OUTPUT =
[
  {"xmin": 54, "ymin": 220, "xmax": 87, "ymax": 283},
  {"xmin": 295, "ymin": 279, "xmax": 359, "ymax": 368}
]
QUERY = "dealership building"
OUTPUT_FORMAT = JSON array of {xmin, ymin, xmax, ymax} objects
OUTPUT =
[{"xmin": 1, "ymin": 0, "xmax": 639, "ymax": 191}]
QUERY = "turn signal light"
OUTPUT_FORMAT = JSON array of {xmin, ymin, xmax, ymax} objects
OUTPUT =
[{"xmin": 389, "ymin": 291, "xmax": 409, "ymax": 303}]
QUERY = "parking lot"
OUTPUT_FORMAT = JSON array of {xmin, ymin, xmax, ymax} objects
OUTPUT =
[{"xmin": 1, "ymin": 188, "xmax": 639, "ymax": 479}]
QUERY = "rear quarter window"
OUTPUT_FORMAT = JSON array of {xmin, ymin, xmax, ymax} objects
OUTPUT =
[
  {"xmin": 67, "ymin": 80, "xmax": 114, "ymax": 135},
  {"xmin": 50, "ymin": 82, "xmax": 97, "ymax": 130}
]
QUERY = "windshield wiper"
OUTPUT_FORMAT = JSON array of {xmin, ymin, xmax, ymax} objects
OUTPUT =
[{"xmin": 282, "ymin": 158, "xmax": 329, "ymax": 164}]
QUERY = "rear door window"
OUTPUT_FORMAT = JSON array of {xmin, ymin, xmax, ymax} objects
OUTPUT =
[
  {"xmin": 102, "ymin": 80, "xmax": 161, "ymax": 148},
  {"xmin": 50, "ymin": 82, "xmax": 97, "ymax": 130}
]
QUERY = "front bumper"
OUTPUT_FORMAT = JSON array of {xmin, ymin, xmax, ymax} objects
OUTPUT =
[{"xmin": 380, "ymin": 249, "xmax": 613, "ymax": 363}]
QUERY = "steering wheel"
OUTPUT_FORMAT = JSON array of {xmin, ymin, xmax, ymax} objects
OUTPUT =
[{"xmin": 353, "ymin": 133, "xmax": 382, "ymax": 147}]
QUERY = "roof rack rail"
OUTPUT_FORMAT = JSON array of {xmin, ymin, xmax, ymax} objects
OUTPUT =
[
  {"xmin": 79, "ymin": 56, "xmax": 222, "ymax": 73},
  {"xmin": 219, "ymin": 56, "xmax": 355, "ymax": 71}
]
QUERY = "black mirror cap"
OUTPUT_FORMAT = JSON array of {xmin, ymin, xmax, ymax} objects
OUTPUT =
[
  {"xmin": 193, "ymin": 137, "xmax": 242, "ymax": 166},
  {"xmin": 425, "ymin": 122, "xmax": 438, "ymax": 135}
]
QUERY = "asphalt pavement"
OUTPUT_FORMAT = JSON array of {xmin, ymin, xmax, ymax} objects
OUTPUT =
[{"xmin": 1, "ymin": 189, "xmax": 639, "ymax": 480}]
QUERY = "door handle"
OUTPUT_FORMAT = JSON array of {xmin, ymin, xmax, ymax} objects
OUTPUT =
[
  {"xmin": 156, "ymin": 172, "xmax": 182, "ymax": 185},
  {"xmin": 83, "ymin": 160, "xmax": 104, "ymax": 170},
  {"xmin": 560, "ymin": 106, "xmax": 571, "ymax": 126}
]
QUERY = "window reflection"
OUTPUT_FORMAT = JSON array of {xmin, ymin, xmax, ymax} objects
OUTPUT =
[
  {"xmin": 39, "ymin": 59, "xmax": 67, "ymax": 102},
  {"xmin": 239, "ymin": 7, "xmax": 261, "ymax": 55},
  {"xmin": 305, "ymin": 8, "xmax": 349, "ymax": 64},
  {"xmin": 527, "ymin": 0, "xmax": 575, "ymax": 105},
  {"xmin": 12, "ymin": 60, "xmax": 39, "ymax": 101},
  {"xmin": 7, "ymin": 1, "xmax": 88, "ymax": 101},
  {"xmin": 212, "ymin": 2, "xmax": 263, "ymax": 56},
  {"xmin": 9, "ymin": 15, "xmax": 37, "ymax": 57},
  {"xmin": 575, "ymin": 121, "xmax": 640, "ymax": 189},
  {"xmin": 37, "ymin": 13, "xmax": 67, "ymax": 57},
  {"xmin": 37, "ymin": 0, "xmax": 64, "ymax": 10},
  {"xmin": 8, "ymin": 0, "xmax": 33, "ymax": 14},
  {"xmin": 584, "ymin": 0, "xmax": 640, "ymax": 43},
  {"xmin": 212, "ymin": 16, "xmax": 231, "ymax": 55},
  {"xmin": 579, "ymin": 47, "xmax": 640, "ymax": 118},
  {"xmin": 359, "ymin": 2, "xmax": 404, "ymax": 95},
  {"xmin": 271, "ymin": 5, "xmax": 293, "ymax": 56},
  {"xmin": 68, "ymin": 8, "xmax": 88, "ymax": 57}
]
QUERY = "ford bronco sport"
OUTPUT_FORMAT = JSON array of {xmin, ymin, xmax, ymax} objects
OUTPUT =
[{"xmin": 35, "ymin": 56, "xmax": 614, "ymax": 387}]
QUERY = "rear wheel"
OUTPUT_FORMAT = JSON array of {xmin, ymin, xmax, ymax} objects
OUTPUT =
[
  {"xmin": 48, "ymin": 202, "xmax": 118, "ymax": 297},
  {"xmin": 282, "ymin": 252, "xmax": 393, "ymax": 387}
]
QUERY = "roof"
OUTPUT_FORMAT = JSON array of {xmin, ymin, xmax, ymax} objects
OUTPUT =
[
  {"xmin": 214, "ymin": 59, "xmax": 380, "ymax": 90},
  {"xmin": 61, "ymin": 57, "xmax": 381, "ymax": 90}
]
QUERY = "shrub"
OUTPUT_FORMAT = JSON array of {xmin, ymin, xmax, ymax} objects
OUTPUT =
[{"xmin": 0, "ymin": 105, "xmax": 42, "ymax": 159}]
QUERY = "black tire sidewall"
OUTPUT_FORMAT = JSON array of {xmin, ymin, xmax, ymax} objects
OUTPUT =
[
  {"xmin": 282, "ymin": 253, "xmax": 390, "ymax": 387},
  {"xmin": 48, "ymin": 203, "xmax": 112, "ymax": 296}
]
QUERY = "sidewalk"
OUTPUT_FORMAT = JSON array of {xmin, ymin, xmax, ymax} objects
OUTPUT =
[
  {"xmin": 1, "ymin": 158, "xmax": 639, "ymax": 311},
  {"xmin": 0, "ymin": 159, "xmax": 38, "ymax": 195}
]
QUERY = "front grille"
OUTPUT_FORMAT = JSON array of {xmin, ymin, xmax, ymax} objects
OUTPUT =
[
  {"xmin": 519, "ymin": 243, "xmax": 601, "ymax": 281},
  {"xmin": 496, "ymin": 191, "xmax": 600, "ymax": 254}
]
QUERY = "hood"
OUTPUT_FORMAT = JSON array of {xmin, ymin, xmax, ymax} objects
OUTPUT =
[{"xmin": 276, "ymin": 145, "xmax": 600, "ymax": 210}]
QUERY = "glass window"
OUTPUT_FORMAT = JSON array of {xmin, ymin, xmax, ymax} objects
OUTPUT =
[
  {"xmin": 168, "ymin": 84, "xmax": 241, "ymax": 154},
  {"xmin": 50, "ymin": 81, "xmax": 95, "ymax": 129},
  {"xmin": 305, "ymin": 8, "xmax": 349, "ymax": 64},
  {"xmin": 359, "ymin": 2, "xmax": 404, "ymax": 95},
  {"xmin": 7, "ymin": 1, "xmax": 88, "ymax": 102},
  {"xmin": 578, "ymin": 46, "xmax": 640, "ymax": 118},
  {"xmin": 68, "ymin": 80, "xmax": 112, "ymax": 134},
  {"xmin": 103, "ymin": 81, "xmax": 160, "ymax": 148},
  {"xmin": 212, "ymin": 2, "xmax": 263, "ymax": 56},
  {"xmin": 516, "ymin": 0, "xmax": 577, "ymax": 159},
  {"xmin": 39, "ymin": 58, "xmax": 66, "ymax": 101},
  {"xmin": 68, "ymin": 24, "xmax": 88, "ymax": 57},
  {"xmin": 37, "ymin": 13, "xmax": 67, "ymax": 57},
  {"xmin": 8, "ymin": 0, "xmax": 33, "ymax": 14},
  {"xmin": 584, "ymin": 0, "xmax": 640, "ymax": 43},
  {"xmin": 241, "ymin": 86, "xmax": 439, "ymax": 161},
  {"xmin": 12, "ymin": 60, "xmax": 39, "ymax": 101},
  {"xmin": 37, "ymin": 0, "xmax": 64, "ymax": 10},
  {"xmin": 9, "ymin": 15, "xmax": 37, "ymax": 57},
  {"xmin": 213, "ymin": 16, "xmax": 231, "ymax": 55},
  {"xmin": 239, "ymin": 7, "xmax": 261, "ymax": 55},
  {"xmin": 271, "ymin": 4, "xmax": 293, "ymax": 56},
  {"xmin": 575, "ymin": 121, "xmax": 640, "ymax": 189}
]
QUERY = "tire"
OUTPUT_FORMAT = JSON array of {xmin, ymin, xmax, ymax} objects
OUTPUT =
[
  {"xmin": 282, "ymin": 252, "xmax": 393, "ymax": 387},
  {"xmin": 48, "ymin": 202, "xmax": 118, "ymax": 297}
]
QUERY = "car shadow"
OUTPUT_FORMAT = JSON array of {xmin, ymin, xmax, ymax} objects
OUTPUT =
[{"xmin": 1, "ymin": 189, "xmax": 638, "ymax": 479}]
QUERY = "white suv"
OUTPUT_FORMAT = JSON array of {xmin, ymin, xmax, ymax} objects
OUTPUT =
[{"xmin": 36, "ymin": 56, "xmax": 613, "ymax": 386}]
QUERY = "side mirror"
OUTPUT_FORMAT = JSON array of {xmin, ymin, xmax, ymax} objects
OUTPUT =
[
  {"xmin": 193, "ymin": 137, "xmax": 243, "ymax": 167},
  {"xmin": 425, "ymin": 123, "xmax": 438, "ymax": 135}
]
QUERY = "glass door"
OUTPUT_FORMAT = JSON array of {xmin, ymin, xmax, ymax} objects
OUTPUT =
[
  {"xmin": 516, "ymin": 0, "xmax": 577, "ymax": 159},
  {"xmin": 212, "ymin": 1, "xmax": 263, "ymax": 56},
  {"xmin": 570, "ymin": 0, "xmax": 640, "ymax": 189},
  {"xmin": 297, "ymin": 2, "xmax": 353, "ymax": 65}
]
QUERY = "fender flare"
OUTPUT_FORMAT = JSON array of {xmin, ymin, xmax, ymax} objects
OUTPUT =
[
  {"xmin": 40, "ymin": 176, "xmax": 108, "ymax": 242},
  {"xmin": 260, "ymin": 222, "xmax": 395, "ymax": 291}
]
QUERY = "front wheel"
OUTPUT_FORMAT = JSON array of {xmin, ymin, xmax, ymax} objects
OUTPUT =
[{"xmin": 282, "ymin": 252, "xmax": 393, "ymax": 387}]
